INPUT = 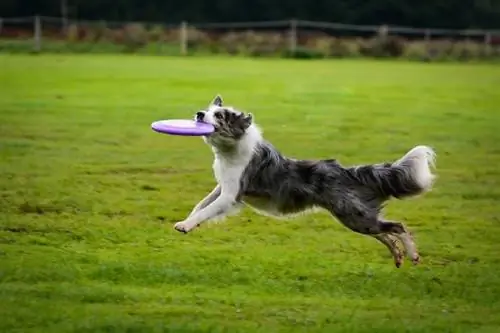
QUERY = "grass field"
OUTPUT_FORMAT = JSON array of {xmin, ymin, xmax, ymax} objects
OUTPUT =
[{"xmin": 1, "ymin": 54, "xmax": 500, "ymax": 332}]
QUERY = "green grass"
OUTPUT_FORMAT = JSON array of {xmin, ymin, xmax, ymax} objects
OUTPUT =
[{"xmin": 1, "ymin": 54, "xmax": 500, "ymax": 332}]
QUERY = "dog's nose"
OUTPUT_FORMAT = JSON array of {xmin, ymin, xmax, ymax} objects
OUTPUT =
[{"xmin": 196, "ymin": 111, "xmax": 205, "ymax": 121}]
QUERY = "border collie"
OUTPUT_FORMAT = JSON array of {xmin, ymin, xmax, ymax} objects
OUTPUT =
[{"xmin": 173, "ymin": 95, "xmax": 436, "ymax": 267}]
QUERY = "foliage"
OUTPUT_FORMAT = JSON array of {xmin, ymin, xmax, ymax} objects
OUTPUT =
[
  {"xmin": 1, "ymin": 19, "xmax": 499, "ymax": 61},
  {"xmin": 284, "ymin": 47, "xmax": 326, "ymax": 59},
  {"xmin": 2, "ymin": 23, "xmax": 499, "ymax": 62},
  {"xmin": 363, "ymin": 36, "xmax": 406, "ymax": 58}
]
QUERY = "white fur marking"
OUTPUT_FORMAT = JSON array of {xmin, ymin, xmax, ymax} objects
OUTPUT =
[{"xmin": 394, "ymin": 145, "xmax": 436, "ymax": 192}]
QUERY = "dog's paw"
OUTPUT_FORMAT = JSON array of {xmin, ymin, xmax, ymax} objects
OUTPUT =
[
  {"xmin": 174, "ymin": 221, "xmax": 190, "ymax": 234},
  {"xmin": 394, "ymin": 254, "xmax": 404, "ymax": 268}
]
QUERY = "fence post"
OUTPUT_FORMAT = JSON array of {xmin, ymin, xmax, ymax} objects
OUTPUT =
[
  {"xmin": 484, "ymin": 32, "xmax": 491, "ymax": 46},
  {"xmin": 288, "ymin": 19, "xmax": 297, "ymax": 54},
  {"xmin": 424, "ymin": 29, "xmax": 431, "ymax": 43},
  {"xmin": 0, "ymin": 18, "xmax": 3, "ymax": 36},
  {"xmin": 180, "ymin": 21, "xmax": 188, "ymax": 55},
  {"xmin": 61, "ymin": 0, "xmax": 68, "ymax": 33},
  {"xmin": 34, "ymin": 15, "xmax": 42, "ymax": 53},
  {"xmin": 484, "ymin": 32, "xmax": 492, "ymax": 56},
  {"xmin": 378, "ymin": 24, "xmax": 389, "ymax": 40}
]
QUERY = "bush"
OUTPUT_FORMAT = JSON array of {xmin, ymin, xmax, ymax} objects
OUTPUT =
[
  {"xmin": 331, "ymin": 38, "xmax": 362, "ymax": 58},
  {"xmin": 312, "ymin": 37, "xmax": 332, "ymax": 56},
  {"xmin": 66, "ymin": 24, "xmax": 80, "ymax": 43},
  {"xmin": 426, "ymin": 39, "xmax": 454, "ymax": 60},
  {"xmin": 76, "ymin": 21, "xmax": 111, "ymax": 43},
  {"xmin": 123, "ymin": 23, "xmax": 148, "ymax": 52},
  {"xmin": 217, "ymin": 31, "xmax": 285, "ymax": 57},
  {"xmin": 363, "ymin": 36, "xmax": 406, "ymax": 58},
  {"xmin": 241, "ymin": 31, "xmax": 265, "ymax": 55},
  {"xmin": 149, "ymin": 24, "xmax": 167, "ymax": 42},
  {"xmin": 283, "ymin": 46, "xmax": 325, "ymax": 59},
  {"xmin": 404, "ymin": 41, "xmax": 431, "ymax": 61},
  {"xmin": 1, "ymin": 24, "xmax": 499, "ymax": 62},
  {"xmin": 251, "ymin": 32, "xmax": 285, "ymax": 57},
  {"xmin": 309, "ymin": 36, "xmax": 361, "ymax": 58},
  {"xmin": 450, "ymin": 41, "xmax": 483, "ymax": 61},
  {"xmin": 219, "ymin": 32, "xmax": 240, "ymax": 55},
  {"xmin": 186, "ymin": 27, "xmax": 210, "ymax": 51}
]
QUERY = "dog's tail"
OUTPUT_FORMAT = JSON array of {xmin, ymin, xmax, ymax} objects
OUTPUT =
[{"xmin": 350, "ymin": 145, "xmax": 437, "ymax": 199}]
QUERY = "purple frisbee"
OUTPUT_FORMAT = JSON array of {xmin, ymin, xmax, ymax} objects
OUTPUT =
[{"xmin": 151, "ymin": 119, "xmax": 215, "ymax": 136}]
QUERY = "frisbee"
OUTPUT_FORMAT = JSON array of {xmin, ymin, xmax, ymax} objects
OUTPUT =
[{"xmin": 151, "ymin": 119, "xmax": 215, "ymax": 136}]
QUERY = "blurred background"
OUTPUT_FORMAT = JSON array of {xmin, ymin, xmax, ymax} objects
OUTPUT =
[{"xmin": 1, "ymin": 0, "xmax": 500, "ymax": 61}]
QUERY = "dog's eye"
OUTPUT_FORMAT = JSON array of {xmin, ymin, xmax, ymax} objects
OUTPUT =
[{"xmin": 214, "ymin": 112, "xmax": 223, "ymax": 119}]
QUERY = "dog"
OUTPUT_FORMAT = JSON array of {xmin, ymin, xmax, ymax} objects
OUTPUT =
[{"xmin": 173, "ymin": 95, "xmax": 437, "ymax": 267}]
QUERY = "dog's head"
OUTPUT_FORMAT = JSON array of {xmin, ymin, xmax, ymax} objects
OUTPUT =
[{"xmin": 195, "ymin": 95, "xmax": 255, "ymax": 148}]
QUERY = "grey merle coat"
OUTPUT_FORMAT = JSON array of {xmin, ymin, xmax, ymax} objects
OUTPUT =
[{"xmin": 173, "ymin": 95, "xmax": 437, "ymax": 268}]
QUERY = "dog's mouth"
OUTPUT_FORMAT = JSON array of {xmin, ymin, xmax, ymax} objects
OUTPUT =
[
  {"xmin": 198, "ymin": 121, "xmax": 219, "ymax": 130},
  {"xmin": 195, "ymin": 119, "xmax": 219, "ymax": 137},
  {"xmin": 194, "ymin": 113, "xmax": 221, "ymax": 135}
]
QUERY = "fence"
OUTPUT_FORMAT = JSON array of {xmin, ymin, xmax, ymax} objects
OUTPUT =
[{"xmin": 1, "ymin": 16, "xmax": 500, "ymax": 60}]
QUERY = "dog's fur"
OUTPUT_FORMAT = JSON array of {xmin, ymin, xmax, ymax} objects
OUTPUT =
[{"xmin": 174, "ymin": 95, "xmax": 437, "ymax": 267}]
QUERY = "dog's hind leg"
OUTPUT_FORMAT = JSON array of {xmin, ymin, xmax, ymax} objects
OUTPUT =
[
  {"xmin": 380, "ymin": 220, "xmax": 420, "ymax": 265},
  {"xmin": 370, "ymin": 219, "xmax": 419, "ymax": 265},
  {"xmin": 327, "ymin": 205, "xmax": 419, "ymax": 266},
  {"xmin": 371, "ymin": 234, "xmax": 404, "ymax": 268}
]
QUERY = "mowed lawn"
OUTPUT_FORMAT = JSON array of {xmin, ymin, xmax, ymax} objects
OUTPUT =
[{"xmin": 1, "ymin": 54, "xmax": 500, "ymax": 333}]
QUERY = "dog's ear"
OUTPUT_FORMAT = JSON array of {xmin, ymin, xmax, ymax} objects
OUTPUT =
[
  {"xmin": 242, "ymin": 113, "xmax": 253, "ymax": 129},
  {"xmin": 210, "ymin": 94, "xmax": 223, "ymax": 107}
]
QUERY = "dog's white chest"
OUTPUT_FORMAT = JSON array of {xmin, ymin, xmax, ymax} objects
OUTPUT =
[{"xmin": 212, "ymin": 158, "xmax": 245, "ymax": 187}]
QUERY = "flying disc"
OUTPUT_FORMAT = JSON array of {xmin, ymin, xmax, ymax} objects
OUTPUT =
[{"xmin": 151, "ymin": 119, "xmax": 215, "ymax": 136}]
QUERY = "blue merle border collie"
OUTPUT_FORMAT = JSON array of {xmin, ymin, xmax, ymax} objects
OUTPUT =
[{"xmin": 173, "ymin": 95, "xmax": 437, "ymax": 267}]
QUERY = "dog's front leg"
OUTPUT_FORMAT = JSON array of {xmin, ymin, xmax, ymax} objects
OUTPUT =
[
  {"xmin": 174, "ymin": 190, "xmax": 238, "ymax": 233},
  {"xmin": 187, "ymin": 185, "xmax": 221, "ymax": 218}
]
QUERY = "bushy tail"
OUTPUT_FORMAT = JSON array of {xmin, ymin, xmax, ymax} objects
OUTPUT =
[
  {"xmin": 384, "ymin": 145, "xmax": 437, "ymax": 198},
  {"xmin": 350, "ymin": 145, "xmax": 437, "ymax": 199}
]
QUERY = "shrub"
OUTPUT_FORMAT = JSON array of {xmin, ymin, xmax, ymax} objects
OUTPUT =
[
  {"xmin": 426, "ymin": 39, "xmax": 454, "ymax": 60},
  {"xmin": 220, "ymin": 32, "xmax": 240, "ymax": 55},
  {"xmin": 149, "ymin": 24, "xmax": 166, "ymax": 42},
  {"xmin": 217, "ymin": 31, "xmax": 285, "ymax": 56},
  {"xmin": 250, "ymin": 32, "xmax": 285, "ymax": 57},
  {"xmin": 79, "ymin": 24, "xmax": 97, "ymax": 43},
  {"xmin": 331, "ymin": 38, "xmax": 361, "ymax": 58},
  {"xmin": 186, "ymin": 27, "xmax": 210, "ymax": 51},
  {"xmin": 78, "ymin": 21, "xmax": 110, "ymax": 43},
  {"xmin": 489, "ymin": 44, "xmax": 500, "ymax": 59},
  {"xmin": 404, "ymin": 41, "xmax": 431, "ymax": 61},
  {"xmin": 242, "ymin": 30, "xmax": 265, "ymax": 55},
  {"xmin": 283, "ymin": 46, "xmax": 325, "ymax": 59},
  {"xmin": 1, "ymin": 24, "xmax": 499, "ymax": 62},
  {"xmin": 364, "ymin": 36, "xmax": 406, "ymax": 58},
  {"xmin": 450, "ymin": 41, "xmax": 483, "ymax": 61},
  {"xmin": 123, "ymin": 23, "xmax": 148, "ymax": 52},
  {"xmin": 66, "ymin": 24, "xmax": 80, "ymax": 43},
  {"xmin": 308, "ymin": 36, "xmax": 361, "ymax": 58},
  {"xmin": 312, "ymin": 37, "xmax": 332, "ymax": 56}
]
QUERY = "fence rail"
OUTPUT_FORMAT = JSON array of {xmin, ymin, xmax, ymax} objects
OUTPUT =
[{"xmin": 2, "ymin": 16, "xmax": 499, "ymax": 33}]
